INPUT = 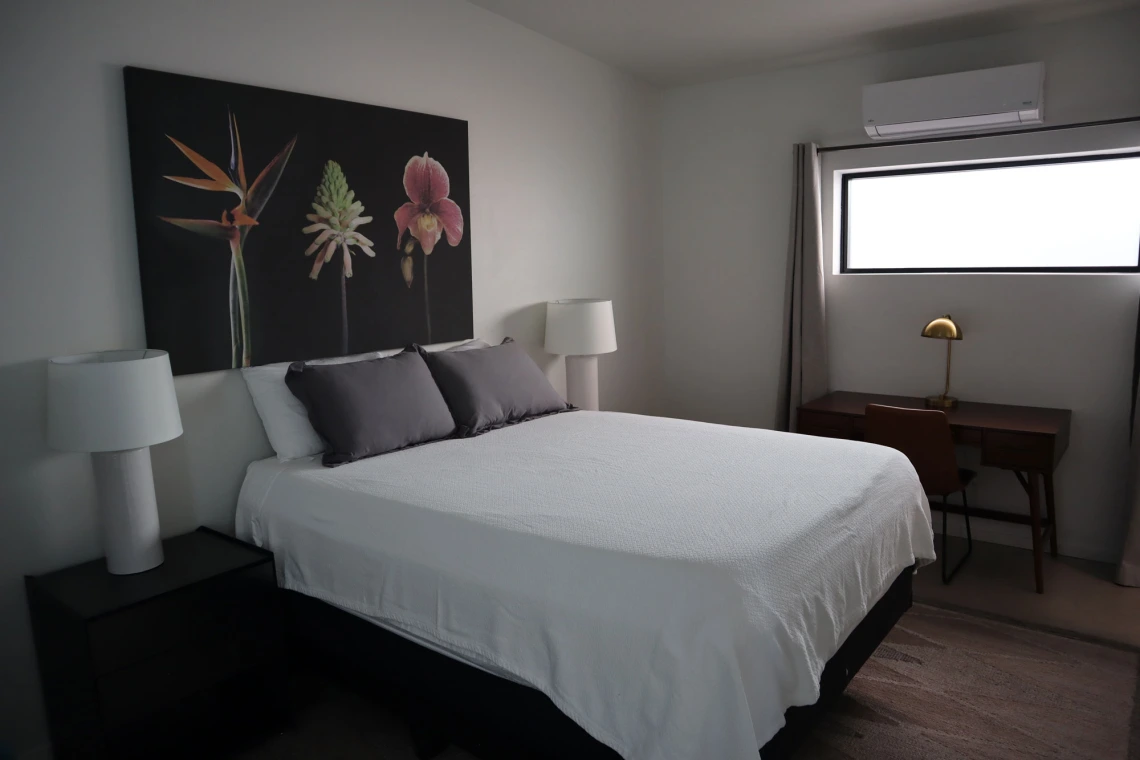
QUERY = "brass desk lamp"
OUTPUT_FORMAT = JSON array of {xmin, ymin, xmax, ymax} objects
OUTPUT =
[{"xmin": 921, "ymin": 315, "xmax": 963, "ymax": 409}]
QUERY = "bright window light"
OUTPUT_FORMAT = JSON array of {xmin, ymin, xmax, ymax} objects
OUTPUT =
[{"xmin": 841, "ymin": 153, "xmax": 1140, "ymax": 272}]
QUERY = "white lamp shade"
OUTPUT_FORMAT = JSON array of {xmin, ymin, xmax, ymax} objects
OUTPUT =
[
  {"xmin": 48, "ymin": 350, "xmax": 183, "ymax": 453},
  {"xmin": 545, "ymin": 299, "xmax": 617, "ymax": 356}
]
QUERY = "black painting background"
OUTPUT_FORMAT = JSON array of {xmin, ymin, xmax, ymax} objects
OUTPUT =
[{"xmin": 123, "ymin": 67, "xmax": 473, "ymax": 376}]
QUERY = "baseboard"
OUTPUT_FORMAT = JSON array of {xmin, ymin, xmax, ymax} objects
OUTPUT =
[
  {"xmin": 934, "ymin": 519, "xmax": 1118, "ymax": 565},
  {"xmin": 913, "ymin": 600, "xmax": 1140, "ymax": 654}
]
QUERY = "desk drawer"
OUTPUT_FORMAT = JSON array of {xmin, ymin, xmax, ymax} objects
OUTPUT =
[
  {"xmin": 982, "ymin": 431, "xmax": 1053, "ymax": 470},
  {"xmin": 797, "ymin": 411, "xmax": 853, "ymax": 439},
  {"xmin": 954, "ymin": 427, "xmax": 982, "ymax": 446}
]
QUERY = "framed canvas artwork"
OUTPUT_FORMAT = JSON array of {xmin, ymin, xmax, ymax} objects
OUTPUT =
[{"xmin": 123, "ymin": 66, "xmax": 472, "ymax": 376}]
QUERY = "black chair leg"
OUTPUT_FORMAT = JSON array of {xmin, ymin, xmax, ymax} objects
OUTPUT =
[{"xmin": 941, "ymin": 490, "xmax": 973, "ymax": 584}]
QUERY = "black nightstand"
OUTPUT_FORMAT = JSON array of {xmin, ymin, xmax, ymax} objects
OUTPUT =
[{"xmin": 25, "ymin": 527, "xmax": 286, "ymax": 759}]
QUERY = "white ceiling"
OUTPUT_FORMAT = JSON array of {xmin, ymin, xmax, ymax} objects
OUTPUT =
[{"xmin": 468, "ymin": 0, "xmax": 1139, "ymax": 84}]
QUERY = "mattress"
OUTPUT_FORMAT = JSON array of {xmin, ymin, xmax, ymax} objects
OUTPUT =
[{"xmin": 236, "ymin": 411, "xmax": 935, "ymax": 760}]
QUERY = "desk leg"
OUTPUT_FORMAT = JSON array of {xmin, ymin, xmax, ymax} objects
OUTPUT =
[
  {"xmin": 1044, "ymin": 472, "xmax": 1058, "ymax": 557},
  {"xmin": 1027, "ymin": 471, "xmax": 1045, "ymax": 594}
]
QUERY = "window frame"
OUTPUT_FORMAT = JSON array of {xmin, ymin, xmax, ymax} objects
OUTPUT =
[{"xmin": 838, "ymin": 150, "xmax": 1140, "ymax": 274}]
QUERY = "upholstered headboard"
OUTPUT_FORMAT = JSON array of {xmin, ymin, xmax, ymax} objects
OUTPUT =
[
  {"xmin": 147, "ymin": 338, "xmax": 527, "ymax": 538},
  {"xmin": 149, "ymin": 369, "xmax": 273, "ymax": 538}
]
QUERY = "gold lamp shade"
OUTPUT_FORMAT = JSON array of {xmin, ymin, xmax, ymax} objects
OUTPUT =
[
  {"xmin": 921, "ymin": 314, "xmax": 963, "ymax": 409},
  {"xmin": 921, "ymin": 315, "xmax": 963, "ymax": 341}
]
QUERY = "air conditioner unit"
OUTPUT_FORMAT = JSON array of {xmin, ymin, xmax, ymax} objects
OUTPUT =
[{"xmin": 863, "ymin": 63, "xmax": 1044, "ymax": 140}]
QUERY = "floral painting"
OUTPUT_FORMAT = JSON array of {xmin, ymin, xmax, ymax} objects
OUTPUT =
[
  {"xmin": 123, "ymin": 67, "xmax": 472, "ymax": 376},
  {"xmin": 395, "ymin": 152, "xmax": 465, "ymax": 343}
]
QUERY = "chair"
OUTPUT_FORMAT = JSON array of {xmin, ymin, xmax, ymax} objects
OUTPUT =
[{"xmin": 865, "ymin": 404, "xmax": 974, "ymax": 584}]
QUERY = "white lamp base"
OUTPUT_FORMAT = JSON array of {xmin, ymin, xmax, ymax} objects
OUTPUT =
[
  {"xmin": 91, "ymin": 448, "xmax": 164, "ymax": 575},
  {"xmin": 565, "ymin": 354, "xmax": 600, "ymax": 411}
]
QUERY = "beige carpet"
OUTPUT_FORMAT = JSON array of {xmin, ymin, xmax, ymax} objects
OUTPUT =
[
  {"xmin": 238, "ymin": 604, "xmax": 1140, "ymax": 760},
  {"xmin": 800, "ymin": 604, "xmax": 1140, "ymax": 760}
]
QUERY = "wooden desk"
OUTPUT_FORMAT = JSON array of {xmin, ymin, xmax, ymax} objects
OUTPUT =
[{"xmin": 798, "ymin": 391, "xmax": 1072, "ymax": 593}]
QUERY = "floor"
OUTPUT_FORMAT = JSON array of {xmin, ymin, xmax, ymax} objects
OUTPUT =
[
  {"xmin": 231, "ymin": 673, "xmax": 476, "ymax": 760},
  {"xmin": 801, "ymin": 604, "xmax": 1138, "ymax": 760},
  {"xmin": 232, "ymin": 539, "xmax": 1140, "ymax": 759},
  {"xmin": 914, "ymin": 537, "xmax": 1140, "ymax": 649},
  {"xmin": 235, "ymin": 603, "xmax": 1140, "ymax": 760}
]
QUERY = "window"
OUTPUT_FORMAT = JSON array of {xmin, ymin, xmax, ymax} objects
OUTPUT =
[{"xmin": 840, "ymin": 152, "xmax": 1140, "ymax": 273}]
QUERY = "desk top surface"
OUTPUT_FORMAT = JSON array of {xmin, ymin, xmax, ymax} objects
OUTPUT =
[{"xmin": 800, "ymin": 391, "xmax": 1072, "ymax": 436}]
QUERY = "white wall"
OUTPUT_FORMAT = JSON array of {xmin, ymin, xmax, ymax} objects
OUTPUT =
[
  {"xmin": 661, "ymin": 9, "xmax": 1140, "ymax": 561},
  {"xmin": 0, "ymin": 0, "xmax": 662, "ymax": 754}
]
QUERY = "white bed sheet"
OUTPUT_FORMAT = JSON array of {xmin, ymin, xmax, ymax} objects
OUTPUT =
[{"xmin": 236, "ymin": 411, "xmax": 934, "ymax": 760}]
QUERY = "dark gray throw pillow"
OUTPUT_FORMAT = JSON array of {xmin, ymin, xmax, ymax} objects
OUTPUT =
[
  {"xmin": 285, "ymin": 350, "xmax": 456, "ymax": 466},
  {"xmin": 417, "ymin": 338, "xmax": 573, "ymax": 437}
]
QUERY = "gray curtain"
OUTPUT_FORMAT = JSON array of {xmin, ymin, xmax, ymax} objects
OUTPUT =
[
  {"xmin": 778, "ymin": 143, "xmax": 829, "ymax": 432},
  {"xmin": 1118, "ymin": 296, "xmax": 1140, "ymax": 585}
]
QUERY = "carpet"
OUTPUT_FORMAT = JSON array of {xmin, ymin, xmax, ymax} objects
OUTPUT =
[{"xmin": 237, "ymin": 604, "xmax": 1139, "ymax": 760}]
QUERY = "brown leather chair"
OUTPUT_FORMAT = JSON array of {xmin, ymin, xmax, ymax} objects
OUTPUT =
[{"xmin": 865, "ymin": 404, "xmax": 974, "ymax": 584}]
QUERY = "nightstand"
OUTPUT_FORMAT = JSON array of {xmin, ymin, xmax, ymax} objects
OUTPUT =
[{"xmin": 25, "ymin": 527, "xmax": 286, "ymax": 759}]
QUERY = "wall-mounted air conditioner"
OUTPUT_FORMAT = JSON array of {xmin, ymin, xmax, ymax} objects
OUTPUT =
[{"xmin": 863, "ymin": 62, "xmax": 1044, "ymax": 140}]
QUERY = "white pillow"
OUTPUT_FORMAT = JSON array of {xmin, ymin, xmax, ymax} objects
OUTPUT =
[
  {"xmin": 242, "ymin": 340, "xmax": 490, "ymax": 461},
  {"xmin": 242, "ymin": 349, "xmax": 395, "ymax": 460},
  {"xmin": 446, "ymin": 338, "xmax": 491, "ymax": 352}
]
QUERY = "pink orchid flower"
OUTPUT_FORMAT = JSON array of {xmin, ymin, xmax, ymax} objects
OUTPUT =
[{"xmin": 394, "ymin": 153, "xmax": 464, "ymax": 254}]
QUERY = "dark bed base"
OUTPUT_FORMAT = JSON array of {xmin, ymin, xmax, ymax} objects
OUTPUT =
[{"xmin": 285, "ymin": 566, "xmax": 914, "ymax": 759}]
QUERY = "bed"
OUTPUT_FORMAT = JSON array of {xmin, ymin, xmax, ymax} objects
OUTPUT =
[{"xmin": 236, "ymin": 410, "xmax": 935, "ymax": 760}]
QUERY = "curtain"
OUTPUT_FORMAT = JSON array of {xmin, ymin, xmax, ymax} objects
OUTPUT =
[
  {"xmin": 778, "ymin": 143, "xmax": 829, "ymax": 432},
  {"xmin": 1117, "ymin": 295, "xmax": 1140, "ymax": 585}
]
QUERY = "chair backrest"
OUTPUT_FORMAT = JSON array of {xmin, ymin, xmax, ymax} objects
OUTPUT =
[{"xmin": 864, "ymin": 404, "xmax": 961, "ymax": 496}]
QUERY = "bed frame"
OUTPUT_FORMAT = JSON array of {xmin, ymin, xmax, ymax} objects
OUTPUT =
[{"xmin": 284, "ymin": 564, "xmax": 914, "ymax": 759}]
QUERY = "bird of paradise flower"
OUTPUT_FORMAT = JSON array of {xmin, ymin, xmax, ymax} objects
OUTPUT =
[
  {"xmin": 394, "ymin": 153, "xmax": 464, "ymax": 343},
  {"xmin": 302, "ymin": 160, "xmax": 375, "ymax": 354},
  {"xmin": 159, "ymin": 111, "xmax": 296, "ymax": 368}
]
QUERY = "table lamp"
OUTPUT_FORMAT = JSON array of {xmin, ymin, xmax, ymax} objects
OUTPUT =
[
  {"xmin": 545, "ymin": 299, "xmax": 617, "ymax": 411},
  {"xmin": 921, "ymin": 315, "xmax": 963, "ymax": 409},
  {"xmin": 48, "ymin": 350, "xmax": 183, "ymax": 575}
]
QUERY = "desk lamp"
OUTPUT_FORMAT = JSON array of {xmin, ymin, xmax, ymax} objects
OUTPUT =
[{"xmin": 921, "ymin": 315, "xmax": 963, "ymax": 409}]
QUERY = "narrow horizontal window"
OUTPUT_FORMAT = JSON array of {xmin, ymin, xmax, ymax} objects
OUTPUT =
[{"xmin": 841, "ymin": 152, "xmax": 1140, "ymax": 273}]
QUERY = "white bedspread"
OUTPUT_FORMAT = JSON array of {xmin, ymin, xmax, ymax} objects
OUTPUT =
[{"xmin": 236, "ymin": 411, "xmax": 934, "ymax": 760}]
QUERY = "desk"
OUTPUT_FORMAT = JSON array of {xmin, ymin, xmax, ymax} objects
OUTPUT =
[{"xmin": 798, "ymin": 391, "xmax": 1072, "ymax": 593}]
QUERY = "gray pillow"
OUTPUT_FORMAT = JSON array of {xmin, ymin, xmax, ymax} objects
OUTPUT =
[
  {"xmin": 417, "ymin": 338, "xmax": 573, "ymax": 437},
  {"xmin": 285, "ymin": 350, "xmax": 456, "ymax": 466}
]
